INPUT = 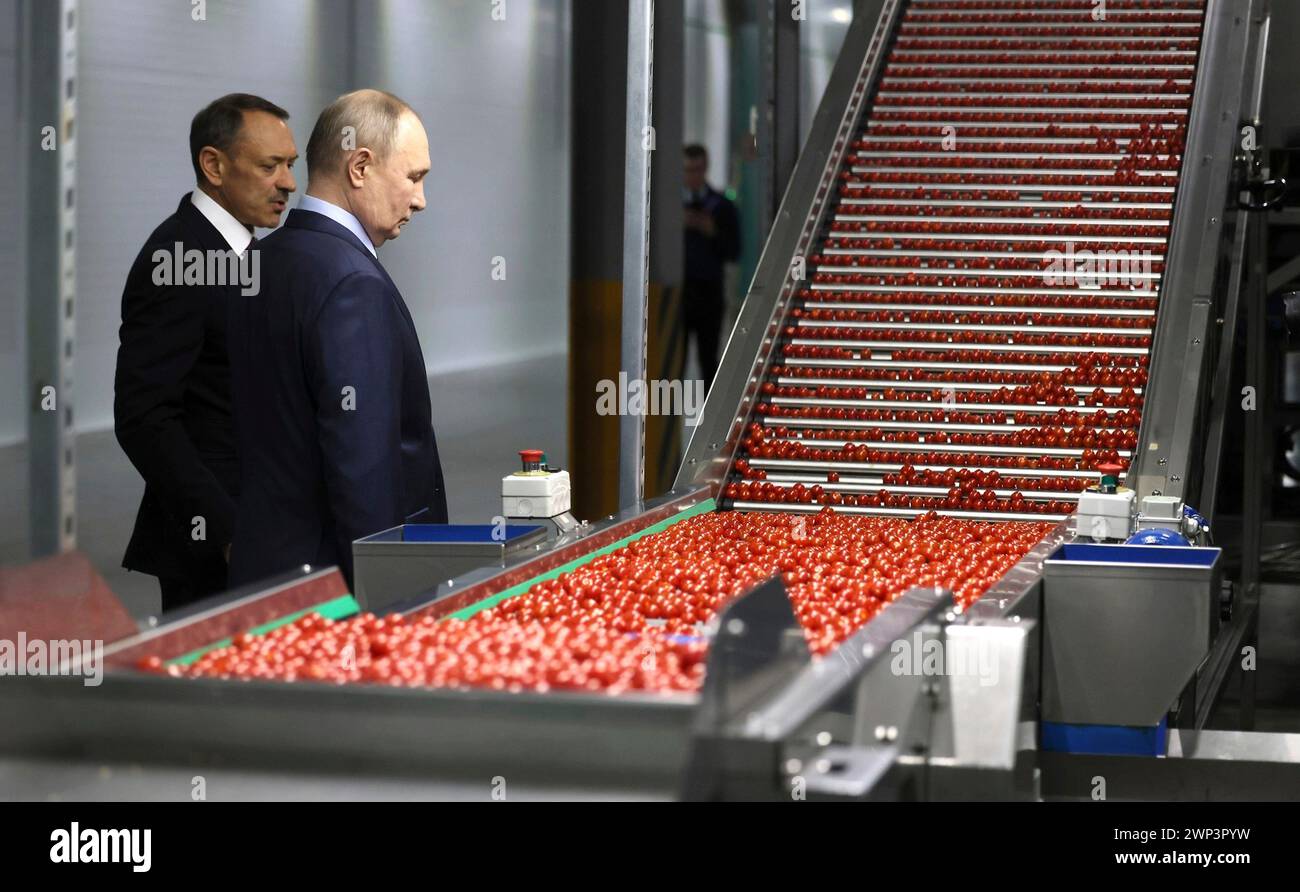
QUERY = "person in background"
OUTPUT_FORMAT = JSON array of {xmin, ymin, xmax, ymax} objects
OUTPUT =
[
  {"xmin": 114, "ymin": 93, "xmax": 297, "ymax": 611},
  {"xmin": 682, "ymin": 143, "xmax": 741, "ymax": 387},
  {"xmin": 226, "ymin": 89, "xmax": 448, "ymax": 589}
]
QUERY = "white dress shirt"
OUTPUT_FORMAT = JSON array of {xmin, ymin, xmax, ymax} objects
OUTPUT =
[
  {"xmin": 190, "ymin": 189, "xmax": 254, "ymax": 255},
  {"xmin": 296, "ymin": 194, "xmax": 378, "ymax": 257}
]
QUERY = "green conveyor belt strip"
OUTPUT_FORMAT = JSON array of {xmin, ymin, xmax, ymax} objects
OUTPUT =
[
  {"xmin": 165, "ymin": 594, "xmax": 361, "ymax": 667},
  {"xmin": 445, "ymin": 498, "xmax": 717, "ymax": 620}
]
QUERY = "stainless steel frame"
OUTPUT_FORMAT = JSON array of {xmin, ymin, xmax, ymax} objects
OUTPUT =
[
  {"xmin": 619, "ymin": 0, "xmax": 655, "ymax": 508},
  {"xmin": 1041, "ymin": 545, "xmax": 1222, "ymax": 727},
  {"xmin": 20, "ymin": 0, "xmax": 79, "ymax": 556},
  {"xmin": 1129, "ymin": 0, "xmax": 1265, "ymax": 506},
  {"xmin": 351, "ymin": 523, "xmax": 548, "ymax": 614}
]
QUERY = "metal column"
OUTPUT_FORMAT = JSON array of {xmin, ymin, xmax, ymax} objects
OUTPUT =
[
  {"xmin": 619, "ymin": 0, "xmax": 655, "ymax": 510},
  {"xmin": 19, "ymin": 0, "xmax": 78, "ymax": 556},
  {"xmin": 758, "ymin": 0, "xmax": 801, "ymax": 234}
]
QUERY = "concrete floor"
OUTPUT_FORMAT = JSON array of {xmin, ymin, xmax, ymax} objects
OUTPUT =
[{"xmin": 0, "ymin": 353, "xmax": 568, "ymax": 621}]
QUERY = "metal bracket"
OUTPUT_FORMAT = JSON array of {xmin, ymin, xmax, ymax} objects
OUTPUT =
[{"xmin": 795, "ymin": 743, "xmax": 898, "ymax": 799}]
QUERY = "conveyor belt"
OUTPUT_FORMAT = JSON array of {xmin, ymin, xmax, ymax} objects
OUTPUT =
[
  {"xmin": 721, "ymin": 0, "xmax": 1205, "ymax": 522},
  {"xmin": 139, "ymin": 0, "xmax": 1215, "ymax": 691},
  {"xmin": 0, "ymin": 0, "xmax": 1269, "ymax": 804}
]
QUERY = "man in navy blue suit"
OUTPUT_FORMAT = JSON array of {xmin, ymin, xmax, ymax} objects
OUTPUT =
[{"xmin": 227, "ymin": 89, "xmax": 448, "ymax": 588}]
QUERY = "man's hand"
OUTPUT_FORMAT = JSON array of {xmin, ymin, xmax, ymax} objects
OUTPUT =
[{"xmin": 685, "ymin": 208, "xmax": 716, "ymax": 238}]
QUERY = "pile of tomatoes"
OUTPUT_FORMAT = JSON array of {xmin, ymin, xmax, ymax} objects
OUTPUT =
[
  {"xmin": 143, "ymin": 511, "xmax": 1052, "ymax": 694},
  {"xmin": 141, "ymin": 614, "xmax": 707, "ymax": 695}
]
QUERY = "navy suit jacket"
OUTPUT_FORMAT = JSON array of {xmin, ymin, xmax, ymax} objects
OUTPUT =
[
  {"xmin": 115, "ymin": 194, "xmax": 240, "ymax": 585},
  {"xmin": 227, "ymin": 209, "xmax": 448, "ymax": 588}
]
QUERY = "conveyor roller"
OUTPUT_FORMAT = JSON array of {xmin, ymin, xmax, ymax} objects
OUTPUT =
[{"xmin": 722, "ymin": 0, "xmax": 1206, "ymax": 522}]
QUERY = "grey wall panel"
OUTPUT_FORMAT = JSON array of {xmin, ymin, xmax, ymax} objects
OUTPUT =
[
  {"xmin": 352, "ymin": 0, "xmax": 571, "ymax": 377},
  {"xmin": 799, "ymin": 0, "xmax": 851, "ymax": 145},
  {"xmin": 684, "ymin": 0, "xmax": 731, "ymax": 186},
  {"xmin": 74, "ymin": 0, "xmax": 353, "ymax": 433},
  {"xmin": 0, "ymin": 0, "xmax": 22, "ymax": 444},
  {"xmin": 682, "ymin": 0, "xmax": 849, "ymax": 196},
  {"xmin": 16, "ymin": 0, "xmax": 570, "ymax": 440}
]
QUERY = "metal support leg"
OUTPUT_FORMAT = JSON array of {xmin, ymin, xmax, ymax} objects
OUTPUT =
[
  {"xmin": 1242, "ymin": 214, "xmax": 1266, "ymax": 603},
  {"xmin": 1238, "ymin": 196, "xmax": 1270, "ymax": 732},
  {"xmin": 19, "ymin": 0, "xmax": 78, "ymax": 556},
  {"xmin": 759, "ymin": 0, "xmax": 801, "ymax": 234},
  {"xmin": 1198, "ymin": 214, "xmax": 1249, "ymax": 521},
  {"xmin": 1240, "ymin": 607, "xmax": 1258, "ymax": 730}
]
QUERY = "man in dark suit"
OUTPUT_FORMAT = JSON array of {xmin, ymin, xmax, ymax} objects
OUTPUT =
[
  {"xmin": 682, "ymin": 143, "xmax": 741, "ymax": 387},
  {"xmin": 114, "ymin": 94, "xmax": 298, "ymax": 610},
  {"xmin": 227, "ymin": 89, "xmax": 448, "ymax": 589}
]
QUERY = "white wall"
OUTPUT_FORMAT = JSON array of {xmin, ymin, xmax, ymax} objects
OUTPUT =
[{"xmin": 353, "ymin": 0, "xmax": 571, "ymax": 377}]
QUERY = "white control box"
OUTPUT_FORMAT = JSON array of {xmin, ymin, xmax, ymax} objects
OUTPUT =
[
  {"xmin": 502, "ymin": 469, "xmax": 572, "ymax": 519},
  {"xmin": 1136, "ymin": 495, "xmax": 1184, "ymax": 532},
  {"xmin": 1073, "ymin": 488, "xmax": 1137, "ymax": 541}
]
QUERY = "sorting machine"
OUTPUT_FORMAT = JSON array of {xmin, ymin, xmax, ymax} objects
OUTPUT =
[{"xmin": 3, "ymin": 0, "xmax": 1298, "ymax": 801}]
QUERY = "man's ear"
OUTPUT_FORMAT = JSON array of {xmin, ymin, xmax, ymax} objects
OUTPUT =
[
  {"xmin": 197, "ymin": 146, "xmax": 224, "ymax": 188},
  {"xmin": 346, "ymin": 148, "xmax": 374, "ymax": 188}
]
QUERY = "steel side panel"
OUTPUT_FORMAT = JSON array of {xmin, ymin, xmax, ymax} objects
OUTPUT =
[
  {"xmin": 1041, "ymin": 561, "xmax": 1219, "ymax": 726},
  {"xmin": 0, "ymin": 674, "xmax": 696, "ymax": 784},
  {"xmin": 1131, "ymin": 0, "xmax": 1259, "ymax": 500}
]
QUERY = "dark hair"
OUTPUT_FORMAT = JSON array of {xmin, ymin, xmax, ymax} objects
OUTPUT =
[
  {"xmin": 684, "ymin": 143, "xmax": 709, "ymax": 163},
  {"xmin": 190, "ymin": 93, "xmax": 290, "ymax": 182}
]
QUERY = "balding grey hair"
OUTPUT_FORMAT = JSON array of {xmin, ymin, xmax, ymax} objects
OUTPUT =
[{"xmin": 305, "ymin": 89, "xmax": 418, "ymax": 179}]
